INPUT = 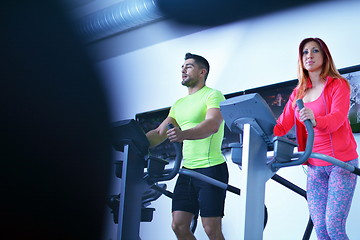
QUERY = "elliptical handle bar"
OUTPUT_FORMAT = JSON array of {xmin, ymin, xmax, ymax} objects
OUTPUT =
[
  {"xmin": 272, "ymin": 99, "xmax": 314, "ymax": 170},
  {"xmin": 295, "ymin": 99, "xmax": 315, "ymax": 165},
  {"xmin": 298, "ymin": 100, "xmax": 360, "ymax": 176},
  {"xmin": 272, "ymin": 99, "xmax": 360, "ymax": 175},
  {"xmin": 154, "ymin": 123, "xmax": 183, "ymax": 182},
  {"xmin": 353, "ymin": 165, "xmax": 360, "ymax": 176}
]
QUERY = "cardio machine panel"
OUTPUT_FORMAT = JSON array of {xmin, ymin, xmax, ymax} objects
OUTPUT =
[
  {"xmin": 220, "ymin": 93, "xmax": 277, "ymax": 140},
  {"xmin": 112, "ymin": 119, "xmax": 150, "ymax": 155}
]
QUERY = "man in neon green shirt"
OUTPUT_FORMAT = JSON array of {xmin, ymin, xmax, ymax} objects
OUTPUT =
[{"xmin": 146, "ymin": 53, "xmax": 228, "ymax": 240}]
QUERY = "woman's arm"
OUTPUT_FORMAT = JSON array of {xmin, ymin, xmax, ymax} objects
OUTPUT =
[
  {"xmin": 273, "ymin": 90, "xmax": 297, "ymax": 136},
  {"xmin": 315, "ymin": 79, "xmax": 351, "ymax": 133}
]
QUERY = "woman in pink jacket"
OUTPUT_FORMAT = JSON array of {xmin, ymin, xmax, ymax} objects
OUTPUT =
[{"xmin": 274, "ymin": 37, "xmax": 358, "ymax": 240}]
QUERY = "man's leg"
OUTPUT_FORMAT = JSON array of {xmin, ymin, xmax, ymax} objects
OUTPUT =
[
  {"xmin": 201, "ymin": 217, "xmax": 224, "ymax": 240},
  {"xmin": 196, "ymin": 163, "xmax": 228, "ymax": 240},
  {"xmin": 172, "ymin": 210, "xmax": 196, "ymax": 240},
  {"xmin": 172, "ymin": 172, "xmax": 199, "ymax": 240}
]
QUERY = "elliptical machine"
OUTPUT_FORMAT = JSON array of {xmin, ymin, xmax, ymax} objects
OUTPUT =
[
  {"xmin": 109, "ymin": 120, "xmax": 250, "ymax": 239},
  {"xmin": 108, "ymin": 119, "xmax": 183, "ymax": 240},
  {"xmin": 220, "ymin": 93, "xmax": 360, "ymax": 240}
]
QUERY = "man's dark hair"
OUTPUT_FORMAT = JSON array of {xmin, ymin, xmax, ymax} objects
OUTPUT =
[{"xmin": 185, "ymin": 53, "xmax": 210, "ymax": 80}]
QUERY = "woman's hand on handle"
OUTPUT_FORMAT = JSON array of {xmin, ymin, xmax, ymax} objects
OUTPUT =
[{"xmin": 298, "ymin": 107, "xmax": 317, "ymax": 127}]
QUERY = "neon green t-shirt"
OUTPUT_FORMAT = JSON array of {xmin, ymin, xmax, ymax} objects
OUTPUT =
[{"xmin": 168, "ymin": 86, "xmax": 225, "ymax": 169}]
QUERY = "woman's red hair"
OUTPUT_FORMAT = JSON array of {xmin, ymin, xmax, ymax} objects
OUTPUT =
[{"xmin": 294, "ymin": 38, "xmax": 348, "ymax": 105}]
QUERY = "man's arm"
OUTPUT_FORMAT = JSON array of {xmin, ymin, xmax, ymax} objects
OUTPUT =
[
  {"xmin": 167, "ymin": 108, "xmax": 223, "ymax": 142},
  {"xmin": 146, "ymin": 116, "xmax": 178, "ymax": 148}
]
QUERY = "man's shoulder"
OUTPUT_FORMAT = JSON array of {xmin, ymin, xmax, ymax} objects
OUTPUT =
[
  {"xmin": 204, "ymin": 87, "xmax": 225, "ymax": 101},
  {"xmin": 204, "ymin": 86, "xmax": 224, "ymax": 95}
]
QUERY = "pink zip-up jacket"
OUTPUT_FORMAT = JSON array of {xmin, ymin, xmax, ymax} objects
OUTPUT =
[{"xmin": 274, "ymin": 76, "xmax": 358, "ymax": 166}]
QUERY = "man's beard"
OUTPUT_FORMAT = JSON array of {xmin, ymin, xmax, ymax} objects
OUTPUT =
[{"xmin": 182, "ymin": 77, "xmax": 198, "ymax": 87}]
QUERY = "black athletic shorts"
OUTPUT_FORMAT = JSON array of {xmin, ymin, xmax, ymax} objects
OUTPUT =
[{"xmin": 172, "ymin": 162, "xmax": 229, "ymax": 217}]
